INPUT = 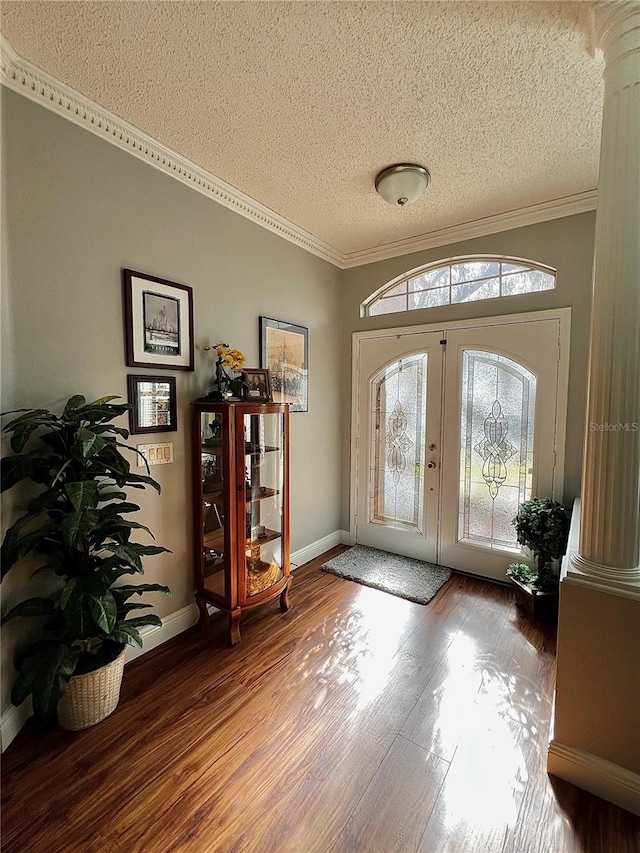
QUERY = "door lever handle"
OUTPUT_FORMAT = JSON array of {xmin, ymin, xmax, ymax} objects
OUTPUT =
[{"xmin": 427, "ymin": 461, "xmax": 437, "ymax": 470}]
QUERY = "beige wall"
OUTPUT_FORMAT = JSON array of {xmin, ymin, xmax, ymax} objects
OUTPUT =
[
  {"xmin": 0, "ymin": 90, "xmax": 342, "ymax": 716},
  {"xmin": 338, "ymin": 212, "xmax": 595, "ymax": 530},
  {"xmin": 554, "ymin": 581, "xmax": 640, "ymax": 774}
]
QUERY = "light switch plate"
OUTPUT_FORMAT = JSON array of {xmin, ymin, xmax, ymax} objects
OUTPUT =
[{"xmin": 137, "ymin": 442, "xmax": 173, "ymax": 466}]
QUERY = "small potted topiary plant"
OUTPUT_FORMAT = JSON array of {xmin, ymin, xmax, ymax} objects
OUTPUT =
[
  {"xmin": 1, "ymin": 395, "xmax": 170, "ymax": 730},
  {"xmin": 507, "ymin": 496, "xmax": 571, "ymax": 623}
]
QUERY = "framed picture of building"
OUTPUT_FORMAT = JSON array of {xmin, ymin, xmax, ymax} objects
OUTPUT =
[
  {"xmin": 123, "ymin": 269, "xmax": 194, "ymax": 370},
  {"xmin": 260, "ymin": 316, "xmax": 308, "ymax": 412}
]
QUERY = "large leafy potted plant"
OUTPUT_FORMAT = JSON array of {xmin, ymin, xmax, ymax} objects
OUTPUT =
[
  {"xmin": 507, "ymin": 496, "xmax": 571, "ymax": 623},
  {"xmin": 1, "ymin": 395, "xmax": 170, "ymax": 729}
]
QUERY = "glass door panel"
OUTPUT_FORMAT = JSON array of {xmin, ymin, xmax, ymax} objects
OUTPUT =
[
  {"xmin": 200, "ymin": 411, "xmax": 227, "ymax": 599},
  {"xmin": 459, "ymin": 351, "xmax": 536, "ymax": 551},
  {"xmin": 243, "ymin": 412, "xmax": 284, "ymax": 596},
  {"xmin": 370, "ymin": 354, "xmax": 427, "ymax": 532}
]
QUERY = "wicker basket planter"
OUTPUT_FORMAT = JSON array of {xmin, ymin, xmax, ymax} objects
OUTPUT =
[{"xmin": 57, "ymin": 646, "xmax": 126, "ymax": 731}]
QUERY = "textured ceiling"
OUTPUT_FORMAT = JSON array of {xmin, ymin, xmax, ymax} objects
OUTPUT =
[{"xmin": 1, "ymin": 1, "xmax": 604, "ymax": 257}]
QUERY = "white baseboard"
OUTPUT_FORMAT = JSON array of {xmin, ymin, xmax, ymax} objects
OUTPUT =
[
  {"xmin": 0, "ymin": 700, "xmax": 32, "ymax": 754},
  {"xmin": 548, "ymin": 739, "xmax": 640, "ymax": 816},
  {"xmin": 1, "ymin": 529, "xmax": 348, "ymax": 752},
  {"xmin": 291, "ymin": 529, "xmax": 350, "ymax": 569},
  {"xmin": 126, "ymin": 603, "xmax": 200, "ymax": 664}
]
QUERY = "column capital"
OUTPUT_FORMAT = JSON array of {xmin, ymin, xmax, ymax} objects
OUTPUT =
[
  {"xmin": 593, "ymin": 1, "xmax": 640, "ymax": 41},
  {"xmin": 592, "ymin": 1, "xmax": 640, "ymax": 90}
]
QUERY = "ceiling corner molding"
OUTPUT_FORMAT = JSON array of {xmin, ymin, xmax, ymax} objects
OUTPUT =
[
  {"xmin": 1, "ymin": 35, "xmax": 597, "ymax": 273},
  {"xmin": 0, "ymin": 36, "xmax": 343, "ymax": 268},
  {"xmin": 340, "ymin": 190, "xmax": 598, "ymax": 269}
]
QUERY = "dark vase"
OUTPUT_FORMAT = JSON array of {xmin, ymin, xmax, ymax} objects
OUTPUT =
[{"xmin": 213, "ymin": 360, "xmax": 232, "ymax": 399}]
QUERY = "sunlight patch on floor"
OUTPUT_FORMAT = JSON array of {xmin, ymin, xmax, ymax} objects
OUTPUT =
[{"xmin": 345, "ymin": 586, "xmax": 413, "ymax": 713}]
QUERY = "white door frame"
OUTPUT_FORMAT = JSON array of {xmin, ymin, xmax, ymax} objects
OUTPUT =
[{"xmin": 349, "ymin": 308, "xmax": 571, "ymax": 556}]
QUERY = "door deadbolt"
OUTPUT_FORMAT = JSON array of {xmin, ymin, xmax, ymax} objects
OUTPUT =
[{"xmin": 428, "ymin": 443, "xmax": 437, "ymax": 451}]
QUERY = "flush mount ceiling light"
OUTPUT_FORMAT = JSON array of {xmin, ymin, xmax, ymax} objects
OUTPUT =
[{"xmin": 375, "ymin": 163, "xmax": 431, "ymax": 207}]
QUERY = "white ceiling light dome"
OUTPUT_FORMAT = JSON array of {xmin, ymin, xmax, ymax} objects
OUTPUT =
[{"xmin": 375, "ymin": 163, "xmax": 431, "ymax": 207}]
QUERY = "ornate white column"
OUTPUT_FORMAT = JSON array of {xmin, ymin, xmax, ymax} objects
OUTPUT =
[{"xmin": 572, "ymin": 2, "xmax": 640, "ymax": 584}]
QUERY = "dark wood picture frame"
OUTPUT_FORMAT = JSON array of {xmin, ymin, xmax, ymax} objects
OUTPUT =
[
  {"xmin": 259, "ymin": 316, "xmax": 309, "ymax": 412},
  {"xmin": 123, "ymin": 269, "xmax": 194, "ymax": 370},
  {"xmin": 127, "ymin": 374, "xmax": 177, "ymax": 434},
  {"xmin": 242, "ymin": 368, "xmax": 273, "ymax": 403}
]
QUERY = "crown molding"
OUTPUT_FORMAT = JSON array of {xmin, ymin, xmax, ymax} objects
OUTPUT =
[
  {"xmin": 0, "ymin": 36, "xmax": 342, "ymax": 267},
  {"xmin": 1, "ymin": 36, "xmax": 598, "ymax": 271},
  {"xmin": 339, "ymin": 190, "xmax": 598, "ymax": 268}
]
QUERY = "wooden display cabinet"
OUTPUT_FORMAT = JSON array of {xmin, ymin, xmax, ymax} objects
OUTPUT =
[{"xmin": 191, "ymin": 399, "xmax": 291, "ymax": 644}]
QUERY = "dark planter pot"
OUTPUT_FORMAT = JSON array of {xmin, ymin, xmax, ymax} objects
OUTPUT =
[{"xmin": 510, "ymin": 577, "xmax": 559, "ymax": 624}]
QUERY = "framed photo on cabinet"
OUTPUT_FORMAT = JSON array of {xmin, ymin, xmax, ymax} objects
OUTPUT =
[
  {"xmin": 259, "ymin": 316, "xmax": 308, "ymax": 412},
  {"xmin": 242, "ymin": 368, "xmax": 272, "ymax": 402},
  {"xmin": 123, "ymin": 269, "xmax": 194, "ymax": 370}
]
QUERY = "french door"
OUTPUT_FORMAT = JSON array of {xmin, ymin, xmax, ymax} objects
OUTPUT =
[
  {"xmin": 352, "ymin": 312, "xmax": 569, "ymax": 581},
  {"xmin": 355, "ymin": 330, "xmax": 444, "ymax": 562}
]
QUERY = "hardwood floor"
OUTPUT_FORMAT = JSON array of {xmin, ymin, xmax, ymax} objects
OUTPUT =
[{"xmin": 2, "ymin": 546, "xmax": 639, "ymax": 853}]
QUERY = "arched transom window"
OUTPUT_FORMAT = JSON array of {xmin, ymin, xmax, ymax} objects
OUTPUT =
[{"xmin": 361, "ymin": 256, "xmax": 556, "ymax": 318}]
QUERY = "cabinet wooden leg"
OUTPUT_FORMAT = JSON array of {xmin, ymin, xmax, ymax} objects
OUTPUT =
[
  {"xmin": 229, "ymin": 609, "xmax": 242, "ymax": 645},
  {"xmin": 279, "ymin": 581, "xmax": 291, "ymax": 613},
  {"xmin": 196, "ymin": 597, "xmax": 209, "ymax": 631}
]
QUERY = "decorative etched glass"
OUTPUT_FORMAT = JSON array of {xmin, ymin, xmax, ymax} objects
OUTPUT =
[
  {"xmin": 370, "ymin": 354, "xmax": 427, "ymax": 531},
  {"xmin": 459, "ymin": 351, "xmax": 536, "ymax": 551}
]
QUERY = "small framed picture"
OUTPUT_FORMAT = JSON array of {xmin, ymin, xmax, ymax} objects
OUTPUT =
[
  {"xmin": 260, "ymin": 316, "xmax": 308, "ymax": 412},
  {"xmin": 123, "ymin": 269, "xmax": 194, "ymax": 370},
  {"xmin": 242, "ymin": 368, "xmax": 272, "ymax": 402},
  {"xmin": 127, "ymin": 375, "xmax": 177, "ymax": 434}
]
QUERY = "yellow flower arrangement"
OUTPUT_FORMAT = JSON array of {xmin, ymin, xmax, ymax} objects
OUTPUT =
[
  {"xmin": 203, "ymin": 342, "xmax": 246, "ymax": 397},
  {"xmin": 203, "ymin": 342, "xmax": 246, "ymax": 371}
]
